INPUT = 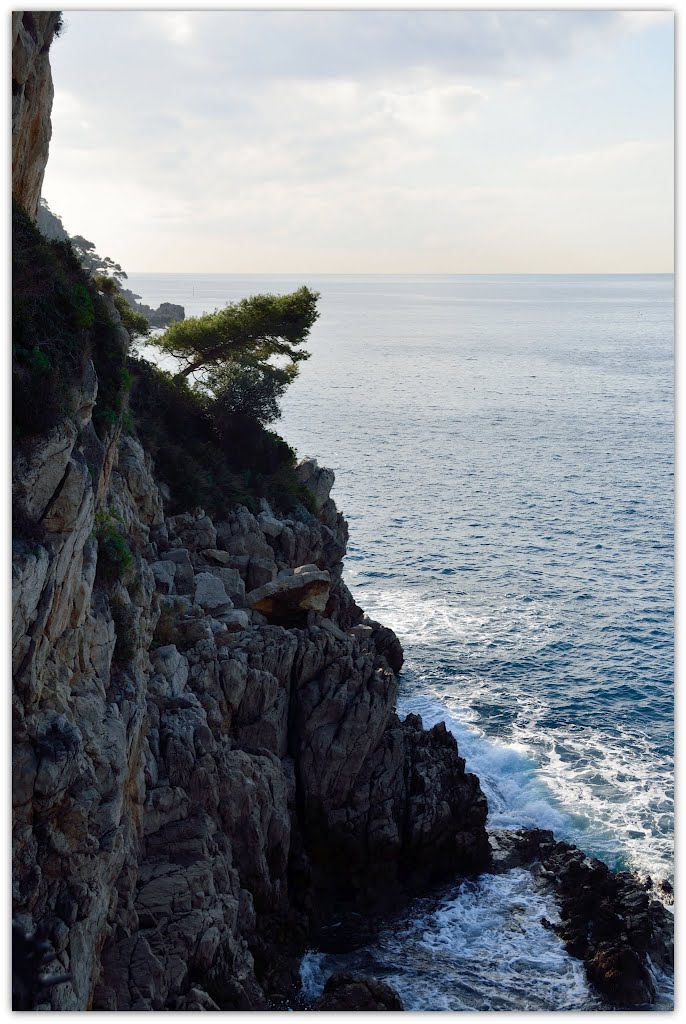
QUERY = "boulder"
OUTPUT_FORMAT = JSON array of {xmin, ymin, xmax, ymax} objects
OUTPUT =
[
  {"xmin": 193, "ymin": 573, "xmax": 233, "ymax": 614},
  {"xmin": 246, "ymin": 568, "xmax": 331, "ymax": 624}
]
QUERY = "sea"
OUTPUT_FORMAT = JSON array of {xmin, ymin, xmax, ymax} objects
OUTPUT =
[{"xmin": 126, "ymin": 272, "xmax": 674, "ymax": 1011}]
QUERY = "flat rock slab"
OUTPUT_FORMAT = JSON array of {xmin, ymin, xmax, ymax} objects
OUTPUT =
[{"xmin": 246, "ymin": 568, "xmax": 331, "ymax": 623}]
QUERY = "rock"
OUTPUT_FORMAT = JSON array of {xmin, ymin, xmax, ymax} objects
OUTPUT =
[
  {"xmin": 173, "ymin": 514, "xmax": 217, "ymax": 552},
  {"xmin": 150, "ymin": 560, "xmax": 176, "ymax": 594},
  {"xmin": 216, "ymin": 610, "xmax": 251, "ymax": 632},
  {"xmin": 12, "ymin": 419, "xmax": 77, "ymax": 522},
  {"xmin": 313, "ymin": 973, "xmax": 403, "ymax": 1011},
  {"xmin": 202, "ymin": 549, "xmax": 234, "ymax": 565},
  {"xmin": 193, "ymin": 573, "xmax": 233, "ymax": 614},
  {"xmin": 294, "ymin": 458, "xmax": 335, "ymax": 512},
  {"xmin": 205, "ymin": 567, "xmax": 246, "ymax": 606},
  {"xmin": 159, "ymin": 548, "xmax": 194, "ymax": 594},
  {"xmin": 246, "ymin": 556, "xmax": 277, "ymax": 592},
  {"xmin": 12, "ymin": 12, "xmax": 62, "ymax": 218},
  {"xmin": 256, "ymin": 512, "xmax": 283, "ymax": 538},
  {"xmin": 487, "ymin": 828, "xmax": 674, "ymax": 1007},
  {"xmin": 246, "ymin": 569, "xmax": 331, "ymax": 624}
]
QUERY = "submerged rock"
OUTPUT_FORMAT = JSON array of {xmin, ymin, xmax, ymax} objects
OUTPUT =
[{"xmin": 488, "ymin": 828, "xmax": 673, "ymax": 1008}]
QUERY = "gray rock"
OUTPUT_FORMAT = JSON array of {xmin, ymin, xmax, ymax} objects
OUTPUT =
[
  {"xmin": 150, "ymin": 560, "xmax": 176, "ymax": 594},
  {"xmin": 256, "ymin": 512, "xmax": 283, "ymax": 538},
  {"xmin": 246, "ymin": 555, "xmax": 277, "ymax": 592},
  {"xmin": 13, "ymin": 419, "xmax": 77, "ymax": 522},
  {"xmin": 193, "ymin": 573, "xmax": 233, "ymax": 613},
  {"xmin": 295, "ymin": 458, "xmax": 335, "ymax": 512}
]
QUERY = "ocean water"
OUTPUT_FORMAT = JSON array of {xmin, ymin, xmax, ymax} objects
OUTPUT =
[{"xmin": 127, "ymin": 272, "xmax": 674, "ymax": 1009}]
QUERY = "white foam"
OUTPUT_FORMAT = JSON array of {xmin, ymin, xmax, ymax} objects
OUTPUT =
[
  {"xmin": 299, "ymin": 870, "xmax": 599, "ymax": 1011},
  {"xmin": 357, "ymin": 585, "xmax": 674, "ymax": 886}
]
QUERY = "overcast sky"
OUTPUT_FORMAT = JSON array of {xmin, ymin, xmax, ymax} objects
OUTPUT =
[{"xmin": 41, "ymin": 9, "xmax": 674, "ymax": 274}]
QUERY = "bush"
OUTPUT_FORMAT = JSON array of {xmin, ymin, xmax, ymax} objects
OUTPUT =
[
  {"xmin": 127, "ymin": 356, "xmax": 314, "ymax": 516},
  {"xmin": 113, "ymin": 291, "xmax": 151, "ymax": 341},
  {"xmin": 12, "ymin": 199, "xmax": 130, "ymax": 442},
  {"xmin": 94, "ymin": 510, "xmax": 134, "ymax": 584}
]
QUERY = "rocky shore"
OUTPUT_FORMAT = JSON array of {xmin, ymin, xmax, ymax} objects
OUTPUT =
[
  {"xmin": 11, "ymin": 9, "xmax": 672, "ymax": 1012},
  {"xmin": 12, "ymin": 382, "xmax": 490, "ymax": 1008}
]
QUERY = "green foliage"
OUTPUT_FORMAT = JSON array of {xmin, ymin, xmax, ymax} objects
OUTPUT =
[
  {"xmin": 12, "ymin": 199, "xmax": 121, "ymax": 439},
  {"xmin": 207, "ymin": 359, "xmax": 298, "ymax": 429},
  {"xmin": 70, "ymin": 234, "xmax": 127, "ymax": 282},
  {"xmin": 94, "ymin": 510, "xmax": 134, "ymax": 584},
  {"xmin": 113, "ymin": 292, "xmax": 151, "ymax": 341},
  {"xmin": 156, "ymin": 286, "xmax": 319, "ymax": 381},
  {"xmin": 13, "ymin": 199, "xmax": 134, "ymax": 443},
  {"xmin": 92, "ymin": 273, "xmax": 119, "ymax": 296},
  {"xmin": 127, "ymin": 356, "xmax": 314, "ymax": 516},
  {"xmin": 72, "ymin": 283, "xmax": 95, "ymax": 329}
]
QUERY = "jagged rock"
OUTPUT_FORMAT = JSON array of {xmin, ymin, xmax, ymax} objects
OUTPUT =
[
  {"xmin": 202, "ymin": 549, "xmax": 234, "ymax": 565},
  {"xmin": 313, "ymin": 973, "xmax": 403, "ymax": 1011},
  {"xmin": 247, "ymin": 555, "xmax": 277, "ymax": 592},
  {"xmin": 204, "ymin": 566, "xmax": 245, "ymax": 606},
  {"xmin": 13, "ymin": 420, "xmax": 78, "ymax": 522},
  {"xmin": 488, "ymin": 828, "xmax": 673, "ymax": 1008},
  {"xmin": 216, "ymin": 610, "xmax": 251, "ymax": 632},
  {"xmin": 171, "ymin": 513, "xmax": 217, "ymax": 552},
  {"xmin": 194, "ymin": 573, "xmax": 233, "ymax": 614},
  {"xmin": 256, "ymin": 512, "xmax": 283, "ymax": 538},
  {"xmin": 12, "ymin": 12, "xmax": 62, "ymax": 218},
  {"xmin": 295, "ymin": 458, "xmax": 335, "ymax": 512},
  {"xmin": 150, "ymin": 560, "xmax": 175, "ymax": 594},
  {"xmin": 160, "ymin": 548, "xmax": 194, "ymax": 594},
  {"xmin": 41, "ymin": 452, "xmax": 92, "ymax": 534}
]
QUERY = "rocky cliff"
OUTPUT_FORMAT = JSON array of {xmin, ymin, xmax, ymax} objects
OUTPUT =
[
  {"xmin": 12, "ymin": 331, "xmax": 489, "ymax": 1008},
  {"xmin": 11, "ymin": 10, "xmax": 672, "ymax": 1012},
  {"xmin": 12, "ymin": 12, "xmax": 62, "ymax": 220}
]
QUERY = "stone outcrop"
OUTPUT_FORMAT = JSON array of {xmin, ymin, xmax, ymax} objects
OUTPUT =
[{"xmin": 12, "ymin": 12, "xmax": 62, "ymax": 219}]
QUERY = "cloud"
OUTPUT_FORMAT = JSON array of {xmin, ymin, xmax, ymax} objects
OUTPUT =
[
  {"xmin": 42, "ymin": 9, "xmax": 673, "ymax": 273},
  {"xmin": 621, "ymin": 11, "xmax": 674, "ymax": 32}
]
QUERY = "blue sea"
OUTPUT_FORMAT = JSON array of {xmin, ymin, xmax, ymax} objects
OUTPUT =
[{"xmin": 127, "ymin": 272, "xmax": 674, "ymax": 1011}]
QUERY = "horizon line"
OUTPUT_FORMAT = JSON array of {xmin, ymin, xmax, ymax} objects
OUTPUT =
[{"xmin": 126, "ymin": 270, "xmax": 675, "ymax": 277}]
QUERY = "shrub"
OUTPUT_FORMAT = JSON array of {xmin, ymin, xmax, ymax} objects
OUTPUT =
[
  {"xmin": 113, "ymin": 292, "xmax": 151, "ymax": 341},
  {"xmin": 94, "ymin": 510, "xmax": 134, "ymax": 584},
  {"xmin": 127, "ymin": 356, "xmax": 314, "ymax": 516},
  {"xmin": 12, "ymin": 199, "xmax": 130, "ymax": 443}
]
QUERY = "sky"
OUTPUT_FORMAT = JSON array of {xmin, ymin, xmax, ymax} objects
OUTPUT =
[{"xmin": 41, "ymin": 7, "xmax": 674, "ymax": 274}]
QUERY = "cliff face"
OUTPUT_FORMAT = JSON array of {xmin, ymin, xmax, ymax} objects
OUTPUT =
[
  {"xmin": 12, "ymin": 11, "xmax": 61, "ymax": 219},
  {"xmin": 12, "ymin": 342, "xmax": 489, "ymax": 1008}
]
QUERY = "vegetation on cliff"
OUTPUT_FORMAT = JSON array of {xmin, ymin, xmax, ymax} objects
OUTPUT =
[
  {"xmin": 13, "ymin": 196, "xmax": 319, "ymax": 519},
  {"xmin": 12, "ymin": 199, "xmax": 131, "ymax": 443},
  {"xmin": 157, "ymin": 286, "xmax": 319, "ymax": 382}
]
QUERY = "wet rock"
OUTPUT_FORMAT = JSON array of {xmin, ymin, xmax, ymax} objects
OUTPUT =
[
  {"xmin": 488, "ymin": 828, "xmax": 673, "ymax": 1008},
  {"xmin": 313, "ymin": 973, "xmax": 403, "ymax": 1011}
]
